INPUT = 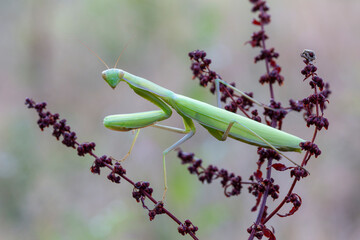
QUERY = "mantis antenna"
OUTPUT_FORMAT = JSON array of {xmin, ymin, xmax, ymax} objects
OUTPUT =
[
  {"xmin": 114, "ymin": 40, "xmax": 132, "ymax": 68},
  {"xmin": 81, "ymin": 42, "xmax": 109, "ymax": 69}
]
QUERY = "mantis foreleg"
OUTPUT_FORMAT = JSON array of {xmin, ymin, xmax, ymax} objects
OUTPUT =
[{"xmin": 105, "ymin": 108, "xmax": 197, "ymax": 201}]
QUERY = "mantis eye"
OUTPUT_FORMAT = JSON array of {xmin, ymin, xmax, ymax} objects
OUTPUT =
[
  {"xmin": 118, "ymin": 71, "xmax": 125, "ymax": 79},
  {"xmin": 101, "ymin": 72, "xmax": 107, "ymax": 80}
]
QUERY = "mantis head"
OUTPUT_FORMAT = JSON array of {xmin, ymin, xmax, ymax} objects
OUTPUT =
[{"xmin": 102, "ymin": 68, "xmax": 125, "ymax": 89}]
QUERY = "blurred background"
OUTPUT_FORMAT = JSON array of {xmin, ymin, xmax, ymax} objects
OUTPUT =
[{"xmin": 1, "ymin": 0, "xmax": 359, "ymax": 239}]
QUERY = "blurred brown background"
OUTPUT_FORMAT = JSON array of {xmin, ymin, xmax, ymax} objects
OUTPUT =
[{"xmin": 1, "ymin": 0, "xmax": 359, "ymax": 239}]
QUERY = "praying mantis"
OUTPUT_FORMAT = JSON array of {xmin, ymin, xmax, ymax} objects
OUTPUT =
[{"xmin": 100, "ymin": 60, "xmax": 305, "ymax": 201}]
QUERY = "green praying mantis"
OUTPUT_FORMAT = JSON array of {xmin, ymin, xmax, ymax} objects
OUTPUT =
[{"xmin": 99, "ymin": 56, "xmax": 305, "ymax": 201}]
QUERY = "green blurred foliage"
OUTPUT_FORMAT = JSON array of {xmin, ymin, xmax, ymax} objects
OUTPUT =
[{"xmin": 1, "ymin": 0, "xmax": 360, "ymax": 239}]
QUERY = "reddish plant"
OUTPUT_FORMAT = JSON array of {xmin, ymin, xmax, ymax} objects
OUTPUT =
[
  {"xmin": 184, "ymin": 1, "xmax": 330, "ymax": 239},
  {"xmin": 25, "ymin": 98, "xmax": 199, "ymax": 239}
]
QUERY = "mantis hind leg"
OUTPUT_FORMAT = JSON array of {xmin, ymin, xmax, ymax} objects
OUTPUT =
[
  {"xmin": 222, "ymin": 120, "xmax": 305, "ymax": 170},
  {"xmin": 215, "ymin": 78, "xmax": 222, "ymax": 108},
  {"xmin": 214, "ymin": 78, "xmax": 272, "ymax": 110}
]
